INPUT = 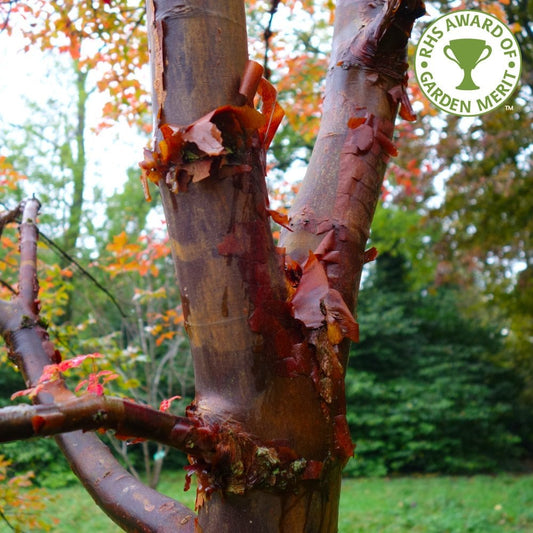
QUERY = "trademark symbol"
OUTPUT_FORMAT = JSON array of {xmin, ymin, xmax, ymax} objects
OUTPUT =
[{"xmin": 505, "ymin": 105, "xmax": 514, "ymax": 111}]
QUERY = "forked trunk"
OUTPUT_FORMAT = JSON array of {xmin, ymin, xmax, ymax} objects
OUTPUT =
[{"xmin": 145, "ymin": 0, "xmax": 423, "ymax": 530}]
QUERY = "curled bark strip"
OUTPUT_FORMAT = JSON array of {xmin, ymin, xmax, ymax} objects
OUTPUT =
[
  {"xmin": 140, "ymin": 105, "xmax": 264, "ymax": 200},
  {"xmin": 239, "ymin": 59, "xmax": 264, "ymax": 105},
  {"xmin": 139, "ymin": 63, "xmax": 284, "ymax": 201},
  {"xmin": 336, "ymin": 0, "xmax": 426, "ymax": 80},
  {"xmin": 256, "ymin": 76, "xmax": 284, "ymax": 150},
  {"xmin": 289, "ymin": 252, "xmax": 358, "ymax": 344}
]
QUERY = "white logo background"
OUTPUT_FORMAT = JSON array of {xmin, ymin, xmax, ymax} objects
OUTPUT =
[{"xmin": 415, "ymin": 11, "xmax": 521, "ymax": 116}]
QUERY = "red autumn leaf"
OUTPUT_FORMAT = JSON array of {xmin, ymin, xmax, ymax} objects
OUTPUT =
[
  {"xmin": 56, "ymin": 353, "xmax": 104, "ymax": 373},
  {"xmin": 75, "ymin": 370, "xmax": 119, "ymax": 396},
  {"xmin": 159, "ymin": 395, "xmax": 181, "ymax": 412},
  {"xmin": 11, "ymin": 353, "xmax": 105, "ymax": 400},
  {"xmin": 10, "ymin": 384, "xmax": 46, "ymax": 400}
]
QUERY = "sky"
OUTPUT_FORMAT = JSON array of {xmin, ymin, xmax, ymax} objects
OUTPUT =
[{"xmin": 0, "ymin": 28, "xmax": 147, "ymax": 201}]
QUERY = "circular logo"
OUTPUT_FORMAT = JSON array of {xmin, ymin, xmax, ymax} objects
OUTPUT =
[{"xmin": 414, "ymin": 10, "xmax": 522, "ymax": 116}]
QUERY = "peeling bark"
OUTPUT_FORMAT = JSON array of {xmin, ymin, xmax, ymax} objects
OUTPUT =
[
  {"xmin": 0, "ymin": 1, "xmax": 425, "ymax": 531},
  {"xmin": 145, "ymin": 0, "xmax": 423, "ymax": 531},
  {"xmin": 281, "ymin": 0, "xmax": 425, "ymax": 349}
]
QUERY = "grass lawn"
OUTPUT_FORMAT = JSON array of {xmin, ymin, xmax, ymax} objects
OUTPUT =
[
  {"xmin": 16, "ymin": 472, "xmax": 533, "ymax": 532},
  {"xmin": 338, "ymin": 474, "xmax": 533, "ymax": 532}
]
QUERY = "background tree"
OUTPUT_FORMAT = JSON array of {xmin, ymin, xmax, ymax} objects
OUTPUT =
[{"xmin": 344, "ymin": 206, "xmax": 525, "ymax": 477}]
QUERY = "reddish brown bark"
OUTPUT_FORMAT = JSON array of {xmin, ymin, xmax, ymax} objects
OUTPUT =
[
  {"xmin": 0, "ymin": 1, "xmax": 424, "ymax": 531},
  {"xmin": 145, "ymin": 0, "xmax": 424, "ymax": 531}
]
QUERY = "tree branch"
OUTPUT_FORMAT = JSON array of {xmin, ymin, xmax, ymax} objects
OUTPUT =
[
  {"xmin": 0, "ymin": 198, "xmax": 196, "ymax": 532},
  {"xmin": 263, "ymin": 0, "xmax": 280, "ymax": 79},
  {"xmin": 17, "ymin": 198, "xmax": 41, "ymax": 314},
  {"xmin": 0, "ymin": 203, "xmax": 22, "ymax": 237},
  {"xmin": 281, "ymin": 0, "xmax": 425, "ymax": 326},
  {"xmin": 0, "ymin": 395, "xmax": 215, "ymax": 457}
]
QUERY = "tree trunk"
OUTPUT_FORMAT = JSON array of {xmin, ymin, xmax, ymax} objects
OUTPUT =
[
  {"xmin": 0, "ymin": 1, "xmax": 423, "ymax": 531},
  {"xmin": 145, "ymin": 0, "xmax": 422, "ymax": 531}
]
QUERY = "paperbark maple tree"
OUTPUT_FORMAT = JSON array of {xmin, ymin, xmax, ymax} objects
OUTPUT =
[{"xmin": 0, "ymin": 0, "xmax": 424, "ymax": 531}]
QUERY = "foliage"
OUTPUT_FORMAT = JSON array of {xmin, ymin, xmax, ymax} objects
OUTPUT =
[
  {"xmin": 0, "ymin": 455, "xmax": 57, "ymax": 532},
  {"xmin": 426, "ymin": 104, "xmax": 533, "ymax": 410},
  {"xmin": 2, "ymin": 0, "xmax": 149, "ymax": 130},
  {"xmin": 0, "ymin": 360, "xmax": 76, "ymax": 488},
  {"xmin": 345, "ymin": 235, "xmax": 526, "ymax": 477}
]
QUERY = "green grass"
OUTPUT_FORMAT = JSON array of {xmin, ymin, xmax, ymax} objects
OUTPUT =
[
  {"xmin": 12, "ymin": 473, "xmax": 533, "ymax": 532},
  {"xmin": 338, "ymin": 474, "xmax": 533, "ymax": 532}
]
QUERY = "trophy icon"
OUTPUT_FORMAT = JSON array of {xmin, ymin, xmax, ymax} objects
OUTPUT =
[{"xmin": 443, "ymin": 39, "xmax": 492, "ymax": 90}]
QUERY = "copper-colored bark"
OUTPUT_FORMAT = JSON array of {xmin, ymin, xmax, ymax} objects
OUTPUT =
[
  {"xmin": 0, "ymin": 1, "xmax": 424, "ymax": 531},
  {"xmin": 147, "ymin": 0, "xmax": 423, "ymax": 531}
]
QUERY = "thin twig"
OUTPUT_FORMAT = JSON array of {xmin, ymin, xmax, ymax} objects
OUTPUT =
[
  {"xmin": 0, "ymin": 279, "xmax": 16, "ymax": 295},
  {"xmin": 0, "ymin": 508, "xmax": 15, "ymax": 532},
  {"xmin": 263, "ymin": 0, "xmax": 280, "ymax": 80},
  {"xmin": 38, "ymin": 231, "xmax": 128, "ymax": 318},
  {"xmin": 0, "ymin": 0, "xmax": 15, "ymax": 34}
]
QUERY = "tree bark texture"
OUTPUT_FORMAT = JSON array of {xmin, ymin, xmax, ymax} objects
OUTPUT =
[
  {"xmin": 0, "ymin": 1, "xmax": 425, "ymax": 531},
  {"xmin": 145, "ymin": 0, "xmax": 424, "ymax": 531}
]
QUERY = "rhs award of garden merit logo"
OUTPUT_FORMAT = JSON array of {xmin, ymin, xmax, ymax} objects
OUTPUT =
[{"xmin": 414, "ymin": 10, "xmax": 522, "ymax": 117}]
